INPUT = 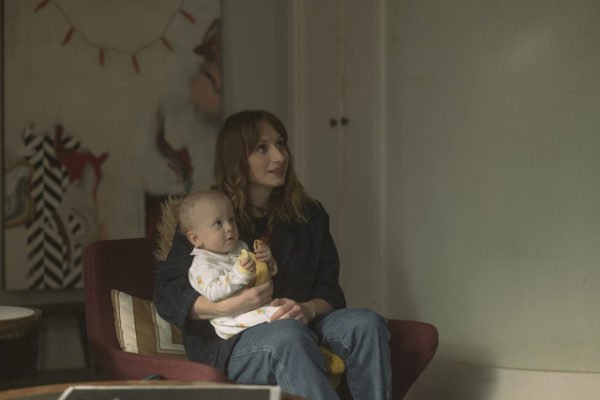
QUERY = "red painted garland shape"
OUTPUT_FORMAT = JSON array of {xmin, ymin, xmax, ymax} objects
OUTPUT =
[{"xmin": 34, "ymin": 0, "xmax": 195, "ymax": 74}]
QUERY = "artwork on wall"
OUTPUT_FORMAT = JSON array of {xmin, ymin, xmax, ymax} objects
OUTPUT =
[
  {"xmin": 2, "ymin": 0, "xmax": 222, "ymax": 290},
  {"xmin": 5, "ymin": 125, "xmax": 108, "ymax": 288}
]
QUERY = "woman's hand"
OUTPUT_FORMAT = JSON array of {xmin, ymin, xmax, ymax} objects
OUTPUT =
[
  {"xmin": 189, "ymin": 280, "xmax": 274, "ymax": 320},
  {"xmin": 269, "ymin": 298, "xmax": 335, "ymax": 325},
  {"xmin": 269, "ymin": 298, "xmax": 313, "ymax": 324}
]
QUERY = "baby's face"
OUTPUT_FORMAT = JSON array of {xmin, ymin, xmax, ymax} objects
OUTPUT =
[{"xmin": 191, "ymin": 197, "xmax": 239, "ymax": 254}]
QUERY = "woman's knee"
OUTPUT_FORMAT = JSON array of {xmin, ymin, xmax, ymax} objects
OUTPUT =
[
  {"xmin": 267, "ymin": 319, "xmax": 319, "ymax": 349},
  {"xmin": 335, "ymin": 308, "xmax": 390, "ymax": 340},
  {"xmin": 270, "ymin": 318, "xmax": 311, "ymax": 334},
  {"xmin": 233, "ymin": 319, "xmax": 320, "ymax": 365}
]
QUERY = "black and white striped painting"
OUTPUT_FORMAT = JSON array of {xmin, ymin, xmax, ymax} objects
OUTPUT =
[
  {"xmin": 3, "ymin": 0, "xmax": 221, "ymax": 290},
  {"xmin": 7, "ymin": 125, "xmax": 107, "ymax": 290}
]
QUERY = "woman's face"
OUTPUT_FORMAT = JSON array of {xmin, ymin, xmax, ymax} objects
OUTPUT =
[{"xmin": 247, "ymin": 121, "xmax": 289, "ymax": 195}]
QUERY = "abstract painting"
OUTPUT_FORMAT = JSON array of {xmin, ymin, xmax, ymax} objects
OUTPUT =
[{"xmin": 3, "ymin": 0, "xmax": 222, "ymax": 290}]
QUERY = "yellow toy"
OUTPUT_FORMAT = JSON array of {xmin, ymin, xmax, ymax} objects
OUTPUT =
[
  {"xmin": 239, "ymin": 240, "xmax": 276, "ymax": 285},
  {"xmin": 240, "ymin": 241, "xmax": 345, "ymax": 387}
]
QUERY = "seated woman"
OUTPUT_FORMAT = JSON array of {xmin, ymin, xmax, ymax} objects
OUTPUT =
[{"xmin": 153, "ymin": 110, "xmax": 392, "ymax": 400}]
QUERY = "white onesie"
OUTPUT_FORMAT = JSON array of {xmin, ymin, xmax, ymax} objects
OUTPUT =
[{"xmin": 188, "ymin": 240, "xmax": 278, "ymax": 339}]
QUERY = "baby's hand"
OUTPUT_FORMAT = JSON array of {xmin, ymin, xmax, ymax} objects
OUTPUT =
[
  {"xmin": 254, "ymin": 240, "xmax": 276, "ymax": 274},
  {"xmin": 239, "ymin": 251, "xmax": 257, "ymax": 273}
]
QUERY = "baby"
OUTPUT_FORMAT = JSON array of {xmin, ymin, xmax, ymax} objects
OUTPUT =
[
  {"xmin": 179, "ymin": 190, "xmax": 278, "ymax": 339},
  {"xmin": 179, "ymin": 190, "xmax": 346, "ymax": 381}
]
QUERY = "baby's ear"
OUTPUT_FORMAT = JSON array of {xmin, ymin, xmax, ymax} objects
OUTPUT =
[{"xmin": 187, "ymin": 231, "xmax": 203, "ymax": 247}]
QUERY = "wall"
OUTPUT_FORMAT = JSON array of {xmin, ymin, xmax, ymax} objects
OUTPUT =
[
  {"xmin": 1, "ymin": 0, "xmax": 290, "ymax": 371},
  {"xmin": 221, "ymin": 0, "xmax": 291, "ymax": 121},
  {"xmin": 289, "ymin": 0, "xmax": 385, "ymax": 311},
  {"xmin": 0, "ymin": 0, "xmax": 89, "ymax": 370},
  {"xmin": 384, "ymin": 0, "xmax": 600, "ymax": 397}
]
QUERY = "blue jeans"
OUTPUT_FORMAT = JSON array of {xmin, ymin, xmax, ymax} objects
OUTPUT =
[{"xmin": 225, "ymin": 308, "xmax": 392, "ymax": 400}]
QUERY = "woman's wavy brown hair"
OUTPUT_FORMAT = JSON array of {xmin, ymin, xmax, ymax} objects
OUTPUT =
[{"xmin": 213, "ymin": 110, "xmax": 312, "ymax": 233}]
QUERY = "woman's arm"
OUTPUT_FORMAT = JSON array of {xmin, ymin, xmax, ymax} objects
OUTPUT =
[
  {"xmin": 308, "ymin": 229, "xmax": 346, "ymax": 309},
  {"xmin": 305, "ymin": 201, "xmax": 346, "ymax": 309},
  {"xmin": 153, "ymin": 231, "xmax": 199, "ymax": 331},
  {"xmin": 269, "ymin": 297, "xmax": 333, "ymax": 324},
  {"xmin": 188, "ymin": 252, "xmax": 254, "ymax": 302},
  {"xmin": 154, "ymin": 231, "xmax": 274, "ymax": 328},
  {"xmin": 189, "ymin": 280, "xmax": 275, "ymax": 319},
  {"xmin": 269, "ymin": 202, "xmax": 345, "ymax": 324}
]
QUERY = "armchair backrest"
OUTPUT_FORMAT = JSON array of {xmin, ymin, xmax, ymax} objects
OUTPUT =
[{"xmin": 83, "ymin": 238, "xmax": 157, "ymax": 359}]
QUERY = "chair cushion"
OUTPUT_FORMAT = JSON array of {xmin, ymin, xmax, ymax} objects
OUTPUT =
[{"xmin": 110, "ymin": 289, "xmax": 187, "ymax": 358}]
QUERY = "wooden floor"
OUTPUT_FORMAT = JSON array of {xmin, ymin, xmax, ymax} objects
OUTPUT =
[{"xmin": 0, "ymin": 368, "xmax": 109, "ymax": 391}]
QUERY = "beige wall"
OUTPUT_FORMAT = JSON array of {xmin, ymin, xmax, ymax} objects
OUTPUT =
[
  {"xmin": 384, "ymin": 0, "xmax": 600, "ymax": 374},
  {"xmin": 0, "ymin": 0, "xmax": 290, "ymax": 370},
  {"xmin": 221, "ymin": 0, "xmax": 292, "ymax": 121}
]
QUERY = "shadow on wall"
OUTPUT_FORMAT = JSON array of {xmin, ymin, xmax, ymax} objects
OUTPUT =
[{"xmin": 405, "ymin": 357, "xmax": 497, "ymax": 400}]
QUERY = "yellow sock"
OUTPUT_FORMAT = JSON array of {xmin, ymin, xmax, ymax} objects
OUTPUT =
[{"xmin": 320, "ymin": 346, "xmax": 345, "ymax": 387}]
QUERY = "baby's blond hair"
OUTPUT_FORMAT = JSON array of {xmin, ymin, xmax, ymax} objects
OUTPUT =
[{"xmin": 178, "ymin": 190, "xmax": 229, "ymax": 235}]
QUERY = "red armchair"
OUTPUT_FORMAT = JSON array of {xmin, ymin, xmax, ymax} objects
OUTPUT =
[{"xmin": 83, "ymin": 238, "xmax": 437, "ymax": 399}]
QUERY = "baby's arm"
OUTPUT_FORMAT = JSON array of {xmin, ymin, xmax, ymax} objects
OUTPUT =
[
  {"xmin": 254, "ymin": 240, "xmax": 278, "ymax": 276},
  {"xmin": 188, "ymin": 255, "xmax": 255, "ymax": 302}
]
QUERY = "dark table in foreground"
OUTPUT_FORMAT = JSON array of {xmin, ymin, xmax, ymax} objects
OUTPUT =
[{"xmin": 0, "ymin": 380, "xmax": 308, "ymax": 400}]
